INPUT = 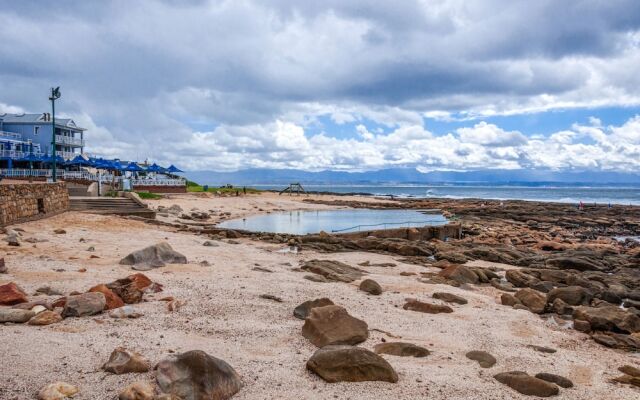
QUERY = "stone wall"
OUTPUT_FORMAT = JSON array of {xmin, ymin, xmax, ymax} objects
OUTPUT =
[
  {"xmin": 337, "ymin": 223, "xmax": 462, "ymax": 241},
  {"xmin": 133, "ymin": 185, "xmax": 187, "ymax": 193},
  {"xmin": 0, "ymin": 182, "xmax": 69, "ymax": 226}
]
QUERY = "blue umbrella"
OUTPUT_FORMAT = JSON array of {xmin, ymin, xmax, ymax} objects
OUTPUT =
[
  {"xmin": 18, "ymin": 153, "xmax": 43, "ymax": 163},
  {"xmin": 166, "ymin": 164, "xmax": 183, "ymax": 173},
  {"xmin": 146, "ymin": 163, "xmax": 165, "ymax": 173},
  {"xmin": 67, "ymin": 155, "xmax": 93, "ymax": 166},
  {"xmin": 105, "ymin": 160, "xmax": 124, "ymax": 171},
  {"xmin": 124, "ymin": 162, "xmax": 144, "ymax": 172},
  {"xmin": 41, "ymin": 154, "xmax": 66, "ymax": 165}
]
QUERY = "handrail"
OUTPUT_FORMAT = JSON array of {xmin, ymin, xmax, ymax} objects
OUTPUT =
[{"xmin": 331, "ymin": 219, "xmax": 445, "ymax": 233}]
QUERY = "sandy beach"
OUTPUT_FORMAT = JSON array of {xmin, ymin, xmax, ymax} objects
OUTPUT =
[{"xmin": 1, "ymin": 192, "xmax": 639, "ymax": 399}]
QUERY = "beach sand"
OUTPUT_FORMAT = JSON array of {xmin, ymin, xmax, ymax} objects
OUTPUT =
[{"xmin": 0, "ymin": 192, "xmax": 637, "ymax": 399}]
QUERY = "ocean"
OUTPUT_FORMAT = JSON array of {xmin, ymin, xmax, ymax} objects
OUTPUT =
[{"xmin": 248, "ymin": 184, "xmax": 640, "ymax": 205}]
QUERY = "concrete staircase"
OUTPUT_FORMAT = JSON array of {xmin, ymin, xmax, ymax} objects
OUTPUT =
[{"xmin": 69, "ymin": 196, "xmax": 156, "ymax": 219}]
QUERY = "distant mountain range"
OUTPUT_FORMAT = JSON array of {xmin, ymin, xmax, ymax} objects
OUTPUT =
[{"xmin": 185, "ymin": 168, "xmax": 640, "ymax": 186}]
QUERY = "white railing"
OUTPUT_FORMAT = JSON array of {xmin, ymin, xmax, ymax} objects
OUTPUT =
[
  {"xmin": 131, "ymin": 178, "xmax": 186, "ymax": 186},
  {"xmin": 0, "ymin": 150, "xmax": 45, "ymax": 159},
  {"xmin": 0, "ymin": 131, "xmax": 22, "ymax": 140},
  {"xmin": 55, "ymin": 151, "xmax": 77, "ymax": 160},
  {"xmin": 0, "ymin": 169, "xmax": 114, "ymax": 181},
  {"xmin": 55, "ymin": 135, "xmax": 84, "ymax": 147}
]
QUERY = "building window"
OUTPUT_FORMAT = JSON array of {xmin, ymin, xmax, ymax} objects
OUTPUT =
[{"xmin": 34, "ymin": 126, "xmax": 40, "ymax": 135}]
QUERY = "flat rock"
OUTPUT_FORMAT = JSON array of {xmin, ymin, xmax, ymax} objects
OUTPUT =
[
  {"xmin": 433, "ymin": 292, "xmax": 467, "ymax": 305},
  {"xmin": 302, "ymin": 305, "xmax": 368, "ymax": 347},
  {"xmin": 304, "ymin": 274, "xmax": 328, "ymax": 283},
  {"xmin": 574, "ymin": 305, "xmax": 640, "ymax": 333},
  {"xmin": 0, "ymin": 282, "xmax": 28, "ymax": 305},
  {"xmin": 547, "ymin": 286, "xmax": 593, "ymax": 306},
  {"xmin": 301, "ymin": 259, "xmax": 365, "ymax": 282},
  {"xmin": 293, "ymin": 298, "xmax": 334, "ymax": 320},
  {"xmin": 0, "ymin": 308, "xmax": 35, "ymax": 323},
  {"xmin": 103, "ymin": 347, "xmax": 150, "ymax": 374},
  {"xmin": 535, "ymin": 372, "xmax": 574, "ymax": 388},
  {"xmin": 501, "ymin": 293, "xmax": 521, "ymax": 307},
  {"xmin": 156, "ymin": 350, "xmax": 243, "ymax": 400},
  {"xmin": 374, "ymin": 342, "xmax": 430, "ymax": 357},
  {"xmin": 465, "ymin": 350, "xmax": 497, "ymax": 368},
  {"xmin": 494, "ymin": 371, "xmax": 560, "ymax": 397},
  {"xmin": 38, "ymin": 382, "xmax": 78, "ymax": 400},
  {"xmin": 514, "ymin": 288, "xmax": 546, "ymax": 314},
  {"xmin": 359, "ymin": 279, "xmax": 382, "ymax": 295},
  {"xmin": 119, "ymin": 242, "xmax": 187, "ymax": 270},
  {"xmin": 307, "ymin": 345, "xmax": 398, "ymax": 383},
  {"xmin": 619, "ymin": 365, "xmax": 640, "ymax": 378},
  {"xmin": 403, "ymin": 299, "xmax": 453, "ymax": 314},
  {"xmin": 612, "ymin": 374, "xmax": 640, "ymax": 387},
  {"xmin": 28, "ymin": 310, "xmax": 63, "ymax": 325},
  {"xmin": 438, "ymin": 264, "xmax": 478, "ymax": 285},
  {"xmin": 528, "ymin": 345, "xmax": 557, "ymax": 354},
  {"xmin": 62, "ymin": 292, "xmax": 106, "ymax": 318},
  {"xmin": 110, "ymin": 306, "xmax": 144, "ymax": 319},
  {"xmin": 505, "ymin": 270, "xmax": 538, "ymax": 288},
  {"xmin": 118, "ymin": 381, "xmax": 155, "ymax": 400}
]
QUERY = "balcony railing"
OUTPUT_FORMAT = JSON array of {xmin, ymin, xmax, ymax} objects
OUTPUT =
[
  {"xmin": 0, "ymin": 169, "xmax": 115, "ymax": 181},
  {"xmin": 131, "ymin": 178, "xmax": 186, "ymax": 186},
  {"xmin": 55, "ymin": 135, "xmax": 85, "ymax": 147},
  {"xmin": 0, "ymin": 150, "xmax": 45, "ymax": 159},
  {"xmin": 0, "ymin": 131, "xmax": 22, "ymax": 140},
  {"xmin": 56, "ymin": 150, "xmax": 78, "ymax": 160}
]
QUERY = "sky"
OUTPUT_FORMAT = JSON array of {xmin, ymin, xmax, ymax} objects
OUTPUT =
[{"xmin": 1, "ymin": 0, "xmax": 640, "ymax": 173}]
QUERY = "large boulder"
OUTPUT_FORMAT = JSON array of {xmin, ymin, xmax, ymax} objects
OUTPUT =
[
  {"xmin": 574, "ymin": 306, "xmax": 640, "ymax": 333},
  {"xmin": 301, "ymin": 259, "xmax": 365, "ymax": 282},
  {"xmin": 119, "ymin": 242, "xmax": 187, "ymax": 270},
  {"xmin": 494, "ymin": 371, "xmax": 559, "ymax": 397},
  {"xmin": 438, "ymin": 264, "xmax": 478, "ymax": 285},
  {"xmin": 547, "ymin": 286, "xmax": 593, "ymax": 306},
  {"xmin": 156, "ymin": 350, "xmax": 243, "ymax": 400},
  {"xmin": 307, "ymin": 345, "xmax": 398, "ymax": 383},
  {"xmin": 514, "ymin": 289, "xmax": 547, "ymax": 314},
  {"xmin": 103, "ymin": 347, "xmax": 150, "ymax": 374},
  {"xmin": 293, "ymin": 298, "xmax": 334, "ymax": 320},
  {"xmin": 62, "ymin": 292, "xmax": 106, "ymax": 317},
  {"xmin": 374, "ymin": 342, "xmax": 430, "ymax": 357},
  {"xmin": 89, "ymin": 284, "xmax": 124, "ymax": 310},
  {"xmin": 403, "ymin": 299, "xmax": 453, "ymax": 314},
  {"xmin": 0, "ymin": 282, "xmax": 28, "ymax": 305},
  {"xmin": 359, "ymin": 279, "xmax": 382, "ymax": 295},
  {"xmin": 302, "ymin": 305, "xmax": 368, "ymax": 347},
  {"xmin": 0, "ymin": 308, "xmax": 35, "ymax": 323}
]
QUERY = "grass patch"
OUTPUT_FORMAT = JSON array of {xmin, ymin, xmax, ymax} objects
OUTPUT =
[
  {"xmin": 186, "ymin": 180, "xmax": 261, "ymax": 194},
  {"xmin": 136, "ymin": 191, "xmax": 163, "ymax": 200}
]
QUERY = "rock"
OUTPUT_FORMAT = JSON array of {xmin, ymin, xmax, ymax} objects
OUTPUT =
[
  {"xmin": 119, "ymin": 242, "xmax": 187, "ymax": 270},
  {"xmin": 156, "ymin": 350, "xmax": 243, "ymax": 400},
  {"xmin": 612, "ymin": 374, "xmax": 640, "ymax": 387},
  {"xmin": 118, "ymin": 381, "xmax": 155, "ymax": 400},
  {"xmin": 505, "ymin": 270, "xmax": 538, "ymax": 288},
  {"xmin": 35, "ymin": 286, "xmax": 63, "ymax": 296},
  {"xmin": 574, "ymin": 305, "xmax": 640, "ymax": 333},
  {"xmin": 107, "ymin": 277, "xmax": 145, "ymax": 304},
  {"xmin": 591, "ymin": 332, "xmax": 640, "ymax": 350},
  {"xmin": 89, "ymin": 284, "xmax": 125, "ymax": 310},
  {"xmin": 5, "ymin": 231, "xmax": 21, "ymax": 246},
  {"xmin": 528, "ymin": 345, "xmax": 557, "ymax": 354},
  {"xmin": 103, "ymin": 347, "xmax": 150, "ymax": 374},
  {"xmin": 128, "ymin": 273, "xmax": 154, "ymax": 291},
  {"xmin": 374, "ymin": 342, "xmax": 430, "ymax": 357},
  {"xmin": 38, "ymin": 382, "xmax": 79, "ymax": 400},
  {"xmin": 62, "ymin": 292, "xmax": 106, "ymax": 317},
  {"xmin": 110, "ymin": 305, "xmax": 144, "ymax": 319},
  {"xmin": 491, "ymin": 278, "xmax": 517, "ymax": 292},
  {"xmin": 573, "ymin": 319, "xmax": 591, "ymax": 333},
  {"xmin": 293, "ymin": 298, "xmax": 334, "ymax": 320},
  {"xmin": 530, "ymin": 281, "xmax": 555, "ymax": 293},
  {"xmin": 619, "ymin": 365, "xmax": 640, "ymax": 378},
  {"xmin": 28, "ymin": 310, "xmax": 62, "ymax": 326},
  {"xmin": 535, "ymin": 372, "xmax": 574, "ymax": 388},
  {"xmin": 433, "ymin": 292, "xmax": 467, "ymax": 305},
  {"xmin": 550, "ymin": 298, "xmax": 573, "ymax": 315},
  {"xmin": 438, "ymin": 264, "xmax": 478, "ymax": 285},
  {"xmin": 302, "ymin": 305, "xmax": 368, "ymax": 347},
  {"xmin": 0, "ymin": 308, "xmax": 35, "ymax": 323},
  {"xmin": 501, "ymin": 293, "xmax": 522, "ymax": 307},
  {"xmin": 494, "ymin": 371, "xmax": 560, "ymax": 397},
  {"xmin": 202, "ymin": 241, "xmax": 219, "ymax": 247},
  {"xmin": 306, "ymin": 345, "xmax": 398, "ymax": 383},
  {"xmin": 359, "ymin": 279, "xmax": 382, "ymax": 295},
  {"xmin": 0, "ymin": 257, "xmax": 6, "ymax": 273},
  {"xmin": 546, "ymin": 257, "xmax": 604, "ymax": 271},
  {"xmin": 53, "ymin": 229, "xmax": 66, "ymax": 234},
  {"xmin": 547, "ymin": 286, "xmax": 593, "ymax": 306},
  {"xmin": 304, "ymin": 274, "xmax": 328, "ymax": 283},
  {"xmin": 403, "ymin": 299, "xmax": 453, "ymax": 314},
  {"xmin": 514, "ymin": 288, "xmax": 547, "ymax": 314},
  {"xmin": 259, "ymin": 294, "xmax": 282, "ymax": 302},
  {"xmin": 465, "ymin": 350, "xmax": 497, "ymax": 368},
  {"xmin": 0, "ymin": 282, "xmax": 28, "ymax": 305},
  {"xmin": 301, "ymin": 259, "xmax": 365, "ymax": 282}
]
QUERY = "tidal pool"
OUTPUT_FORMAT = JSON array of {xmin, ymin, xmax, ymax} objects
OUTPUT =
[{"xmin": 217, "ymin": 208, "xmax": 447, "ymax": 235}]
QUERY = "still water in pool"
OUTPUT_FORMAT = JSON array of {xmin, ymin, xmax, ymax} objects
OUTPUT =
[{"xmin": 217, "ymin": 209, "xmax": 448, "ymax": 235}]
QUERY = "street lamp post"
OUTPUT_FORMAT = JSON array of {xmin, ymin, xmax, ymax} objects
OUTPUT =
[{"xmin": 49, "ymin": 87, "xmax": 61, "ymax": 182}]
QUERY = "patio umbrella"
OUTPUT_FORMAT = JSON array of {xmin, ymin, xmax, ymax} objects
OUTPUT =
[
  {"xmin": 18, "ymin": 153, "xmax": 42, "ymax": 174},
  {"xmin": 124, "ymin": 162, "xmax": 144, "ymax": 172},
  {"xmin": 41, "ymin": 154, "xmax": 66, "ymax": 165},
  {"xmin": 146, "ymin": 163, "xmax": 164, "ymax": 173},
  {"xmin": 67, "ymin": 155, "xmax": 93, "ymax": 167},
  {"xmin": 166, "ymin": 164, "xmax": 183, "ymax": 173}
]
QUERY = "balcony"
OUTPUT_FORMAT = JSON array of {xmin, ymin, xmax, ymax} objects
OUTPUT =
[
  {"xmin": 0, "ymin": 150, "xmax": 45, "ymax": 159},
  {"xmin": 55, "ymin": 135, "xmax": 85, "ymax": 147},
  {"xmin": 0, "ymin": 131, "xmax": 23, "ymax": 140},
  {"xmin": 56, "ymin": 150, "xmax": 77, "ymax": 160}
]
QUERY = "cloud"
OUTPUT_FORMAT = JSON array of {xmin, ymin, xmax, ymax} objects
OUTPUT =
[{"xmin": 0, "ymin": 1, "xmax": 639, "ymax": 172}]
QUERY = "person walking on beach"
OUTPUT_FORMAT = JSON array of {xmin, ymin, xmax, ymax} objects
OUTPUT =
[{"xmin": 243, "ymin": 186, "xmax": 246, "ymax": 195}]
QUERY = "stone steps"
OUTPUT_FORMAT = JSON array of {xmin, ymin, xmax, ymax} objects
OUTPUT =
[{"xmin": 69, "ymin": 197, "xmax": 155, "ymax": 219}]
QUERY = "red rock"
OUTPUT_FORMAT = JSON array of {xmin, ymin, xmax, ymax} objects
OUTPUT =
[
  {"xmin": 51, "ymin": 297, "xmax": 67, "ymax": 308},
  {"xmin": 127, "ymin": 273, "xmax": 153, "ymax": 290},
  {"xmin": 0, "ymin": 282, "xmax": 28, "ymax": 305},
  {"xmin": 89, "ymin": 284, "xmax": 124, "ymax": 310}
]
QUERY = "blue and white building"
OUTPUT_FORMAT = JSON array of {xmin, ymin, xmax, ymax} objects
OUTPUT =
[{"xmin": 0, "ymin": 113, "xmax": 85, "ymax": 168}]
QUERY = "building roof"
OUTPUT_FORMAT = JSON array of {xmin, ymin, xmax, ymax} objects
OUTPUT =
[{"xmin": 0, "ymin": 113, "xmax": 85, "ymax": 131}]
